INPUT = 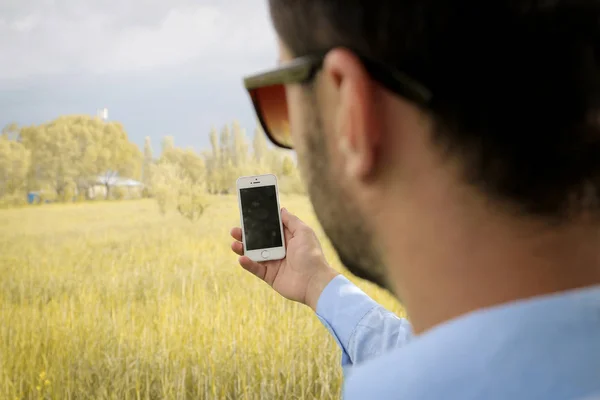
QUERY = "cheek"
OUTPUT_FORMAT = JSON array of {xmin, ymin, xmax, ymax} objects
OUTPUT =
[
  {"xmin": 284, "ymin": 86, "xmax": 318, "ymax": 180},
  {"xmin": 285, "ymin": 86, "xmax": 305, "ymax": 144}
]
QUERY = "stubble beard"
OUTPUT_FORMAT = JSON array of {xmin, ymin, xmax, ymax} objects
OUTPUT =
[{"xmin": 298, "ymin": 92, "xmax": 392, "ymax": 292}]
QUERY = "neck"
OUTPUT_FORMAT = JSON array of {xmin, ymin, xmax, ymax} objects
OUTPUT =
[{"xmin": 380, "ymin": 182, "xmax": 600, "ymax": 335}]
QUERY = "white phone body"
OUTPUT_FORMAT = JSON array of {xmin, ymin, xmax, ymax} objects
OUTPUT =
[{"xmin": 236, "ymin": 174, "xmax": 286, "ymax": 262}]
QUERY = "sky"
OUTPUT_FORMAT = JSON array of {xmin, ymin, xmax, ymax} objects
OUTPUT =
[{"xmin": 0, "ymin": 0, "xmax": 280, "ymax": 152}]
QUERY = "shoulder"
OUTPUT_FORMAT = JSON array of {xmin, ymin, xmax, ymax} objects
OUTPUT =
[
  {"xmin": 343, "ymin": 287, "xmax": 600, "ymax": 400},
  {"xmin": 342, "ymin": 323, "xmax": 489, "ymax": 400}
]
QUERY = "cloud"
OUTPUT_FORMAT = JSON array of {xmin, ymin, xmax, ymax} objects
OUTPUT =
[
  {"xmin": 0, "ymin": 0, "xmax": 278, "ymax": 80},
  {"xmin": 0, "ymin": 0, "xmax": 281, "ymax": 151},
  {"xmin": 10, "ymin": 14, "xmax": 42, "ymax": 32}
]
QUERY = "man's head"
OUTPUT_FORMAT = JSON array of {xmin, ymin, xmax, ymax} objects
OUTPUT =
[{"xmin": 252, "ymin": 0, "xmax": 600, "ymax": 293}]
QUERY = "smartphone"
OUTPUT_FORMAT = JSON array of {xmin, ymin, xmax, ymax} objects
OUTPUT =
[{"xmin": 236, "ymin": 174, "xmax": 286, "ymax": 262}]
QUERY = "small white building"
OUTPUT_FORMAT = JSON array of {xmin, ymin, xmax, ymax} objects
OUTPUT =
[{"xmin": 88, "ymin": 175, "xmax": 144, "ymax": 199}]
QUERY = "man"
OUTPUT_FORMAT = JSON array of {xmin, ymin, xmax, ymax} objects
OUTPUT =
[{"xmin": 231, "ymin": 0, "xmax": 600, "ymax": 398}]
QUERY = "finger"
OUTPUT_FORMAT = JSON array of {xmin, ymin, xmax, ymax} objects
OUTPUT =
[
  {"xmin": 230, "ymin": 227, "xmax": 242, "ymax": 241},
  {"xmin": 281, "ymin": 208, "xmax": 304, "ymax": 234},
  {"xmin": 239, "ymin": 256, "xmax": 267, "ymax": 281},
  {"xmin": 231, "ymin": 240, "xmax": 244, "ymax": 256}
]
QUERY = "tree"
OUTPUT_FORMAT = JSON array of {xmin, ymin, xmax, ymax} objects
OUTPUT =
[
  {"xmin": 0, "ymin": 135, "xmax": 30, "ymax": 205},
  {"xmin": 1, "ymin": 115, "xmax": 304, "ymax": 208},
  {"xmin": 206, "ymin": 127, "xmax": 221, "ymax": 194},
  {"xmin": 20, "ymin": 120, "xmax": 79, "ymax": 199},
  {"xmin": 152, "ymin": 162, "xmax": 182, "ymax": 215},
  {"xmin": 1, "ymin": 123, "xmax": 20, "ymax": 141},
  {"xmin": 266, "ymin": 149, "xmax": 283, "ymax": 176},
  {"xmin": 231, "ymin": 120, "xmax": 248, "ymax": 168},
  {"xmin": 203, "ymin": 124, "xmax": 237, "ymax": 194},
  {"xmin": 162, "ymin": 136, "xmax": 175, "ymax": 155},
  {"xmin": 209, "ymin": 127, "xmax": 219, "ymax": 161},
  {"xmin": 217, "ymin": 158, "xmax": 237, "ymax": 194},
  {"xmin": 282, "ymin": 155, "xmax": 294, "ymax": 176},
  {"xmin": 93, "ymin": 122, "xmax": 142, "ymax": 199},
  {"xmin": 142, "ymin": 137, "xmax": 154, "ymax": 196},
  {"xmin": 253, "ymin": 127, "xmax": 268, "ymax": 165},
  {"xmin": 278, "ymin": 155, "xmax": 305, "ymax": 195},
  {"xmin": 220, "ymin": 125, "xmax": 231, "ymax": 165},
  {"xmin": 19, "ymin": 116, "xmax": 141, "ymax": 201},
  {"xmin": 152, "ymin": 139, "xmax": 208, "ymax": 221}
]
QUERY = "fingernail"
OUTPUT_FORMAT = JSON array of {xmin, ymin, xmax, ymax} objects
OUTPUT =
[{"xmin": 282, "ymin": 207, "xmax": 287, "ymax": 213}]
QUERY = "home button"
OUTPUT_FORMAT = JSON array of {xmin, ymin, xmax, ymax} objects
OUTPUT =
[{"xmin": 261, "ymin": 250, "xmax": 270, "ymax": 259}]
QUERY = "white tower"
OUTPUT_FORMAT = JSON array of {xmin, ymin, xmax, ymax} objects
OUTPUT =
[{"xmin": 97, "ymin": 108, "xmax": 108, "ymax": 121}]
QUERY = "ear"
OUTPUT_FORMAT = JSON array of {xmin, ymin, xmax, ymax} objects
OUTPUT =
[{"xmin": 323, "ymin": 48, "xmax": 381, "ymax": 180}]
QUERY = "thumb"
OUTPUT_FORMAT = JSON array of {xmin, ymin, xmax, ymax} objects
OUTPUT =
[{"xmin": 281, "ymin": 208, "xmax": 304, "ymax": 234}]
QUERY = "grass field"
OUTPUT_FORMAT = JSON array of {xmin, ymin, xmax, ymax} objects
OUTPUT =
[{"xmin": 0, "ymin": 196, "xmax": 404, "ymax": 400}]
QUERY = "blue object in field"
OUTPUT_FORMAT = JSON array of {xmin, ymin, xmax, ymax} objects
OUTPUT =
[{"xmin": 27, "ymin": 192, "xmax": 41, "ymax": 204}]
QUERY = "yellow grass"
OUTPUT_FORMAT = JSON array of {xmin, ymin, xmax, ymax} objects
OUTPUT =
[{"xmin": 0, "ymin": 196, "xmax": 404, "ymax": 399}]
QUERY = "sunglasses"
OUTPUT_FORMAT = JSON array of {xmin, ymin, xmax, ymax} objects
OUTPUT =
[{"xmin": 243, "ymin": 52, "xmax": 433, "ymax": 149}]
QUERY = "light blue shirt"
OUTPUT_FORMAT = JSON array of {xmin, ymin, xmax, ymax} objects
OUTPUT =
[{"xmin": 316, "ymin": 275, "xmax": 600, "ymax": 400}]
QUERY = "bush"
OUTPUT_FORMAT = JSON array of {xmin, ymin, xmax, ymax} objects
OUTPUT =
[
  {"xmin": 152, "ymin": 163, "xmax": 209, "ymax": 221},
  {"xmin": 176, "ymin": 185, "xmax": 209, "ymax": 222},
  {"xmin": 75, "ymin": 192, "xmax": 87, "ymax": 202},
  {"xmin": 279, "ymin": 174, "xmax": 306, "ymax": 195},
  {"xmin": 0, "ymin": 193, "xmax": 27, "ymax": 208},
  {"xmin": 59, "ymin": 185, "xmax": 77, "ymax": 203},
  {"xmin": 112, "ymin": 187, "xmax": 127, "ymax": 201},
  {"xmin": 142, "ymin": 187, "xmax": 153, "ymax": 199},
  {"xmin": 39, "ymin": 190, "xmax": 57, "ymax": 204}
]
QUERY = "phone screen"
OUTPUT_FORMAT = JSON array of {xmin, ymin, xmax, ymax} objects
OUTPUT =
[{"xmin": 240, "ymin": 185, "xmax": 283, "ymax": 251}]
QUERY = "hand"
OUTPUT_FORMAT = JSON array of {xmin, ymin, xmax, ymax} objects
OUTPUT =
[{"xmin": 230, "ymin": 208, "xmax": 339, "ymax": 311}]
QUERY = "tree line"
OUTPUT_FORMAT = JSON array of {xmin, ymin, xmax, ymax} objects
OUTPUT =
[{"xmin": 0, "ymin": 116, "xmax": 304, "ymax": 215}]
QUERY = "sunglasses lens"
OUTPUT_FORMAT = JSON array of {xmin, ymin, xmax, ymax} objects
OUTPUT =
[{"xmin": 251, "ymin": 84, "xmax": 292, "ymax": 148}]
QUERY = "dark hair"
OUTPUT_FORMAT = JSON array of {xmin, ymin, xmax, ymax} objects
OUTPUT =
[{"xmin": 269, "ymin": 0, "xmax": 600, "ymax": 220}]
